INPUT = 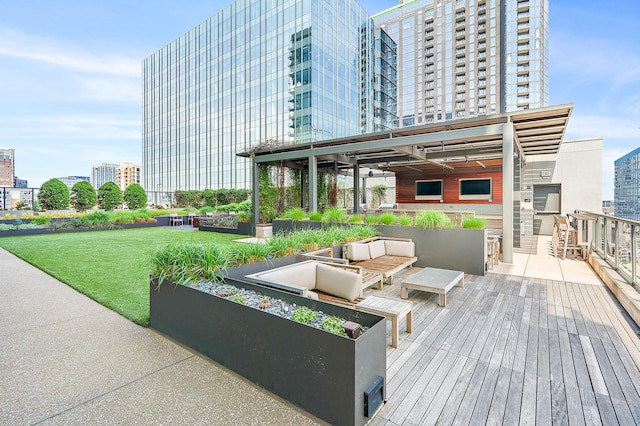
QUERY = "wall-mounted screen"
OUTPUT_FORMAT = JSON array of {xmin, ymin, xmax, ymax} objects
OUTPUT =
[
  {"xmin": 415, "ymin": 179, "xmax": 443, "ymax": 201},
  {"xmin": 459, "ymin": 178, "xmax": 492, "ymax": 200}
]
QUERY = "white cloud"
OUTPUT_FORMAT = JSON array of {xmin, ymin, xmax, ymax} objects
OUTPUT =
[{"xmin": 0, "ymin": 28, "xmax": 140, "ymax": 77}]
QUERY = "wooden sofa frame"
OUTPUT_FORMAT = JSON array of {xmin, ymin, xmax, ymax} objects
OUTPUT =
[{"xmin": 343, "ymin": 236, "xmax": 417, "ymax": 284}]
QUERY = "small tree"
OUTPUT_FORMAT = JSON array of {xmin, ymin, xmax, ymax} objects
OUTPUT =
[
  {"xmin": 124, "ymin": 184, "xmax": 147, "ymax": 210},
  {"xmin": 38, "ymin": 178, "xmax": 70, "ymax": 210},
  {"xmin": 71, "ymin": 181, "xmax": 97, "ymax": 212},
  {"xmin": 98, "ymin": 182, "xmax": 123, "ymax": 211}
]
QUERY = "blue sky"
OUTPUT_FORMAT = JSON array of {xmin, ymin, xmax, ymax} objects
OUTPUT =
[{"xmin": 0, "ymin": 1, "xmax": 638, "ymax": 200}]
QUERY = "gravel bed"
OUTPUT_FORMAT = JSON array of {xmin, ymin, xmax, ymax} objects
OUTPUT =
[{"xmin": 192, "ymin": 281, "xmax": 368, "ymax": 336}]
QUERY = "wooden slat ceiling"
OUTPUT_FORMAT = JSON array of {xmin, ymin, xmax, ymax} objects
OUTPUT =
[{"xmin": 242, "ymin": 104, "xmax": 573, "ymax": 172}]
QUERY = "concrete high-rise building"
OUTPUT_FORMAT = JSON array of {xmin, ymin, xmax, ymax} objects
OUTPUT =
[
  {"xmin": 117, "ymin": 162, "xmax": 142, "ymax": 190},
  {"xmin": 91, "ymin": 163, "xmax": 118, "ymax": 189},
  {"xmin": 142, "ymin": 0, "xmax": 397, "ymax": 192},
  {"xmin": 373, "ymin": 0, "xmax": 549, "ymax": 126},
  {"xmin": 614, "ymin": 148, "xmax": 640, "ymax": 220},
  {"xmin": 0, "ymin": 149, "xmax": 15, "ymax": 187}
]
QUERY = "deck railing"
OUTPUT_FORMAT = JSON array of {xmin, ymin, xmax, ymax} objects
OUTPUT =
[{"xmin": 579, "ymin": 210, "xmax": 640, "ymax": 290}]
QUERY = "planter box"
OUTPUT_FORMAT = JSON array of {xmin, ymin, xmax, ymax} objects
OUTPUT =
[
  {"xmin": 150, "ymin": 276, "xmax": 386, "ymax": 426},
  {"xmin": 0, "ymin": 221, "xmax": 162, "ymax": 237},
  {"xmin": 198, "ymin": 221, "xmax": 252, "ymax": 235},
  {"xmin": 375, "ymin": 224, "xmax": 487, "ymax": 276},
  {"xmin": 272, "ymin": 219, "xmax": 323, "ymax": 234}
]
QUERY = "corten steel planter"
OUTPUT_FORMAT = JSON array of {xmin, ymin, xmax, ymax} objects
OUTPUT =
[{"xmin": 150, "ymin": 276, "xmax": 386, "ymax": 426}]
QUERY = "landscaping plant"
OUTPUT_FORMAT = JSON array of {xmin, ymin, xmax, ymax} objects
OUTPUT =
[
  {"xmin": 462, "ymin": 216, "xmax": 486, "ymax": 229},
  {"xmin": 123, "ymin": 184, "xmax": 148, "ymax": 210},
  {"xmin": 377, "ymin": 212, "xmax": 396, "ymax": 225},
  {"xmin": 292, "ymin": 306, "xmax": 317, "ymax": 324},
  {"xmin": 415, "ymin": 210, "xmax": 452, "ymax": 229},
  {"xmin": 98, "ymin": 182, "xmax": 123, "ymax": 211},
  {"xmin": 39, "ymin": 178, "xmax": 70, "ymax": 210},
  {"xmin": 70, "ymin": 181, "xmax": 97, "ymax": 212}
]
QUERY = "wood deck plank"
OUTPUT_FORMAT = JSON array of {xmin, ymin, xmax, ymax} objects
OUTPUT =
[{"xmin": 364, "ymin": 268, "xmax": 640, "ymax": 426}]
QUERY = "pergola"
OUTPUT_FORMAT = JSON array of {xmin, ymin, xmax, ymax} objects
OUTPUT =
[{"xmin": 240, "ymin": 103, "xmax": 572, "ymax": 263}]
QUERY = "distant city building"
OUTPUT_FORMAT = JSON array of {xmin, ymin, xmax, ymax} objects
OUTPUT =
[
  {"xmin": 373, "ymin": 0, "xmax": 549, "ymax": 126},
  {"xmin": 91, "ymin": 163, "xmax": 118, "ymax": 189},
  {"xmin": 57, "ymin": 176, "xmax": 91, "ymax": 190},
  {"xmin": 142, "ymin": 0, "xmax": 398, "ymax": 192},
  {"xmin": 0, "ymin": 149, "xmax": 15, "ymax": 187},
  {"xmin": 614, "ymin": 147, "xmax": 640, "ymax": 220},
  {"xmin": 116, "ymin": 162, "xmax": 142, "ymax": 190},
  {"xmin": 602, "ymin": 200, "xmax": 614, "ymax": 216},
  {"xmin": 13, "ymin": 177, "xmax": 27, "ymax": 188}
]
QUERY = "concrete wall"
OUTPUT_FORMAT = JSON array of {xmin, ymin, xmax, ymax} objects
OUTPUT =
[{"xmin": 521, "ymin": 137, "xmax": 602, "ymax": 235}]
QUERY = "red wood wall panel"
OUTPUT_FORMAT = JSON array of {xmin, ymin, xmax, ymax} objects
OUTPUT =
[{"xmin": 396, "ymin": 168, "xmax": 504, "ymax": 205}]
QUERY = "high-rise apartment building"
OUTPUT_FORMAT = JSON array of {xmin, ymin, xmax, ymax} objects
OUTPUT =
[
  {"xmin": 373, "ymin": 0, "xmax": 548, "ymax": 126},
  {"xmin": 0, "ymin": 149, "xmax": 15, "ymax": 187},
  {"xmin": 142, "ymin": 0, "xmax": 397, "ymax": 192},
  {"xmin": 91, "ymin": 163, "xmax": 118, "ymax": 189},
  {"xmin": 117, "ymin": 162, "xmax": 142, "ymax": 190},
  {"xmin": 614, "ymin": 148, "xmax": 640, "ymax": 220}
]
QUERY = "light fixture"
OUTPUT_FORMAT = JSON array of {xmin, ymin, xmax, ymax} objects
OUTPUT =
[
  {"xmin": 368, "ymin": 170, "xmax": 374, "ymax": 177},
  {"xmin": 333, "ymin": 162, "xmax": 339, "ymax": 172}
]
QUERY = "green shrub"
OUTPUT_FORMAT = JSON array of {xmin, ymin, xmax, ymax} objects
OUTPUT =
[
  {"xmin": 71, "ymin": 181, "xmax": 97, "ymax": 212},
  {"xmin": 97, "ymin": 182, "xmax": 123, "ymax": 211},
  {"xmin": 321, "ymin": 316, "xmax": 347, "ymax": 337},
  {"xmin": 308, "ymin": 211, "xmax": 322, "ymax": 221},
  {"xmin": 39, "ymin": 178, "xmax": 70, "ymax": 210},
  {"xmin": 348, "ymin": 214, "xmax": 363, "ymax": 224},
  {"xmin": 237, "ymin": 212, "xmax": 252, "ymax": 223},
  {"xmin": 292, "ymin": 306, "xmax": 317, "ymax": 324},
  {"xmin": 32, "ymin": 216, "xmax": 51, "ymax": 225},
  {"xmin": 365, "ymin": 215, "xmax": 379, "ymax": 225},
  {"xmin": 231, "ymin": 295, "xmax": 246, "ymax": 304},
  {"xmin": 124, "ymin": 184, "xmax": 147, "ymax": 210},
  {"xmin": 397, "ymin": 214, "xmax": 413, "ymax": 226},
  {"xmin": 462, "ymin": 217, "xmax": 486, "ymax": 229},
  {"xmin": 148, "ymin": 242, "xmax": 230, "ymax": 286},
  {"xmin": 378, "ymin": 212, "xmax": 396, "ymax": 225},
  {"xmin": 283, "ymin": 207, "xmax": 306, "ymax": 221},
  {"xmin": 415, "ymin": 210, "xmax": 452, "ymax": 229},
  {"xmin": 81, "ymin": 211, "xmax": 113, "ymax": 227},
  {"xmin": 322, "ymin": 206, "xmax": 347, "ymax": 224}
]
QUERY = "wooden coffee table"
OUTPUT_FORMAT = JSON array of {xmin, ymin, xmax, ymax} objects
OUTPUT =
[
  {"xmin": 355, "ymin": 295, "xmax": 412, "ymax": 348},
  {"xmin": 400, "ymin": 267, "xmax": 464, "ymax": 307}
]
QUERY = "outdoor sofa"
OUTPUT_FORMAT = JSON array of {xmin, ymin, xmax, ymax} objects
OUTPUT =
[{"xmin": 343, "ymin": 237, "xmax": 417, "ymax": 284}]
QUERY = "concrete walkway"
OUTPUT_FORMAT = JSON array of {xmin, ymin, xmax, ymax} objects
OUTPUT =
[
  {"xmin": 0, "ymin": 248, "xmax": 322, "ymax": 425},
  {"xmin": 491, "ymin": 235, "xmax": 601, "ymax": 284}
]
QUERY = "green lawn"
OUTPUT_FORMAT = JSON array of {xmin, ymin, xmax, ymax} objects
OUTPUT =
[{"xmin": 0, "ymin": 227, "xmax": 241, "ymax": 326}]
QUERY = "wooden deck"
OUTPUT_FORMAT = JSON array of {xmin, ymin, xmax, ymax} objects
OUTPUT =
[{"xmin": 366, "ymin": 269, "xmax": 640, "ymax": 425}]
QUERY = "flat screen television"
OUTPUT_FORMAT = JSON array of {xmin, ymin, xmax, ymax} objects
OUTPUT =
[
  {"xmin": 459, "ymin": 178, "xmax": 492, "ymax": 200},
  {"xmin": 415, "ymin": 180, "xmax": 443, "ymax": 201}
]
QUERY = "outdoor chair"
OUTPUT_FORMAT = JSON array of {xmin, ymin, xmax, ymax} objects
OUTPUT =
[{"xmin": 169, "ymin": 214, "xmax": 184, "ymax": 226}]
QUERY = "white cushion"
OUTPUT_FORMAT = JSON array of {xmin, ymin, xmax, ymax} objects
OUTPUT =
[
  {"xmin": 368, "ymin": 240, "xmax": 386, "ymax": 259},
  {"xmin": 258, "ymin": 261, "xmax": 317, "ymax": 290},
  {"xmin": 346, "ymin": 243, "xmax": 370, "ymax": 261},
  {"xmin": 384, "ymin": 240, "xmax": 415, "ymax": 257},
  {"xmin": 315, "ymin": 263, "xmax": 362, "ymax": 301}
]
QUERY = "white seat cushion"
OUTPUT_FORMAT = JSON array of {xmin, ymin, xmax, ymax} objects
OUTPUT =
[
  {"xmin": 368, "ymin": 240, "xmax": 386, "ymax": 259},
  {"xmin": 346, "ymin": 243, "xmax": 371, "ymax": 261},
  {"xmin": 258, "ymin": 261, "xmax": 317, "ymax": 290},
  {"xmin": 315, "ymin": 263, "xmax": 362, "ymax": 301},
  {"xmin": 384, "ymin": 240, "xmax": 415, "ymax": 257}
]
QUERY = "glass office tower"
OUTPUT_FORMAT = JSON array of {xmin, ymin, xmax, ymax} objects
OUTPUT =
[
  {"xmin": 142, "ymin": 0, "xmax": 397, "ymax": 192},
  {"xmin": 373, "ymin": 0, "xmax": 548, "ymax": 126},
  {"xmin": 614, "ymin": 148, "xmax": 640, "ymax": 220}
]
